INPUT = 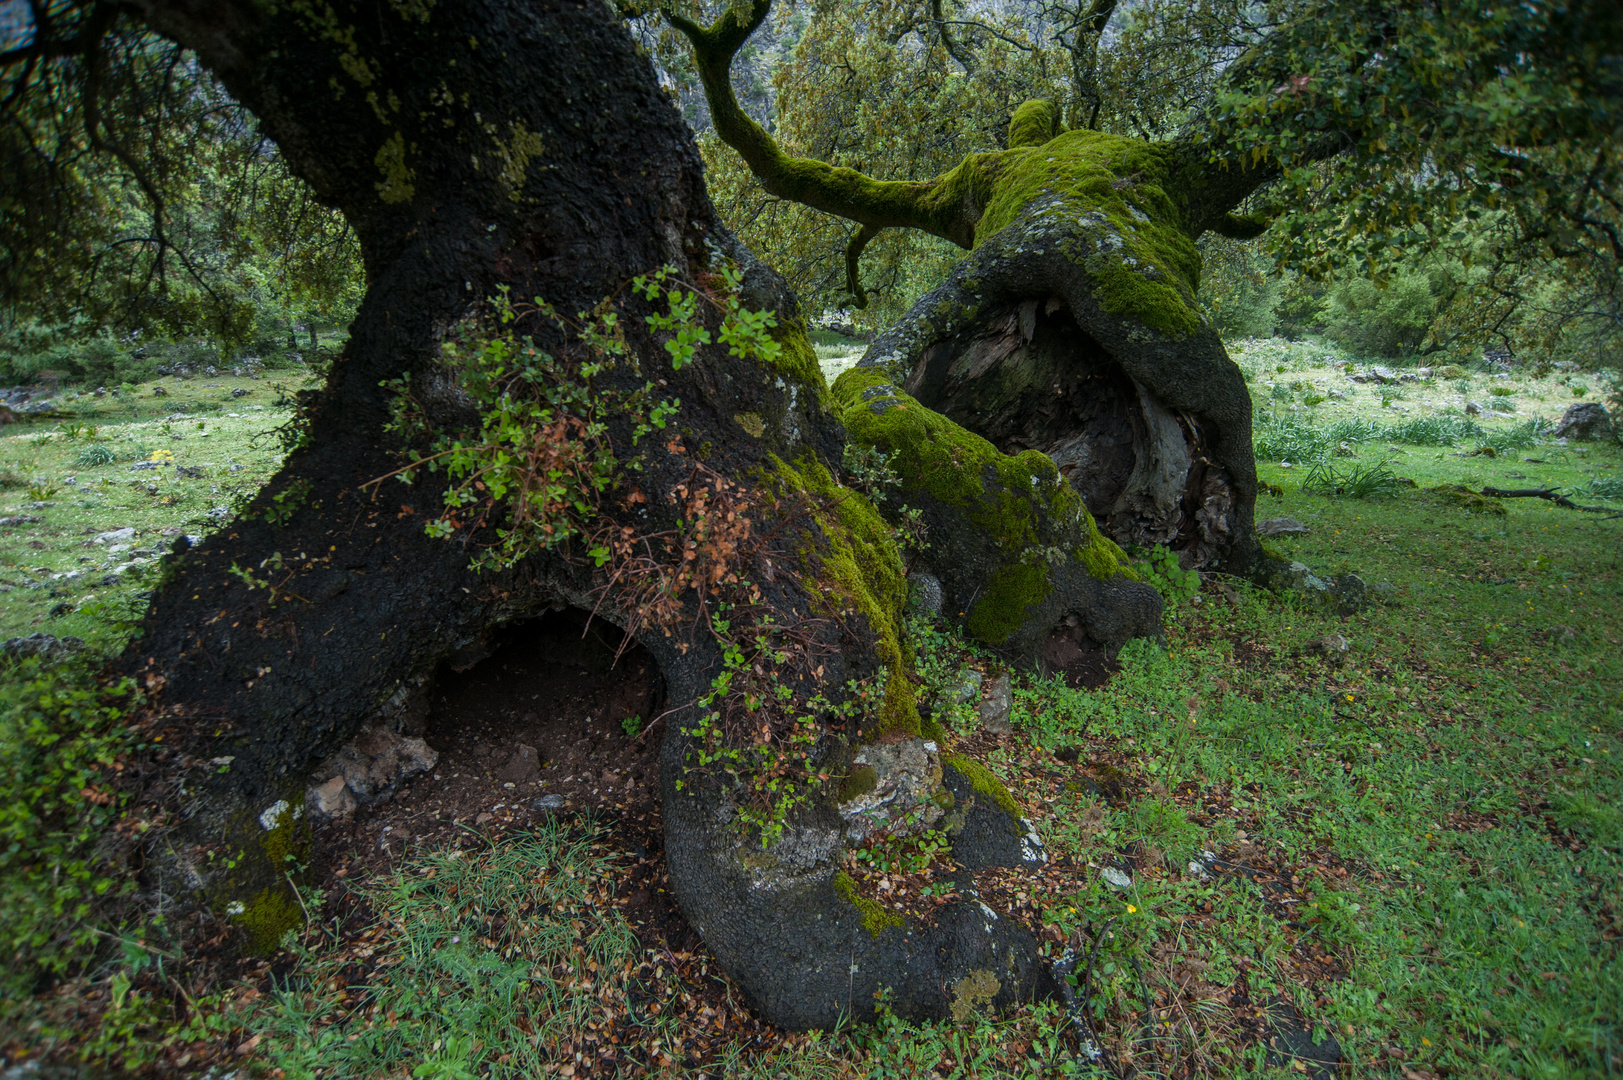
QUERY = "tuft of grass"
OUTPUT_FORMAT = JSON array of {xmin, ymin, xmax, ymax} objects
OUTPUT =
[
  {"xmin": 1547, "ymin": 790, "xmax": 1622, "ymax": 847},
  {"xmin": 1587, "ymin": 476, "xmax": 1623, "ymax": 499},
  {"xmin": 1325, "ymin": 416, "xmax": 1383, "ymax": 444},
  {"xmin": 1129, "ymin": 797, "xmax": 1205, "ymax": 864},
  {"xmin": 1479, "ymin": 416, "xmax": 1554, "ymax": 453},
  {"xmin": 1254, "ymin": 412, "xmax": 1333, "ymax": 463},
  {"xmin": 74, "ymin": 444, "xmax": 116, "ymax": 468},
  {"xmin": 1384, "ymin": 415, "xmax": 1487, "ymax": 446},
  {"xmin": 1300, "ymin": 459, "xmax": 1407, "ymax": 498}
]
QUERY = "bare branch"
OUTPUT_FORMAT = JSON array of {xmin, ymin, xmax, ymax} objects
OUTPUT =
[{"xmin": 844, "ymin": 222, "xmax": 883, "ymax": 309}]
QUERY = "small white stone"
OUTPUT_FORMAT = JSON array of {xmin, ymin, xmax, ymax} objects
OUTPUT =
[{"xmin": 1102, "ymin": 866, "xmax": 1132, "ymax": 891}]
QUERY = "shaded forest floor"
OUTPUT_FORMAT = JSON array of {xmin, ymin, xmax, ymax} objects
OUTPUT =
[{"xmin": 1, "ymin": 351, "xmax": 1619, "ymax": 1078}]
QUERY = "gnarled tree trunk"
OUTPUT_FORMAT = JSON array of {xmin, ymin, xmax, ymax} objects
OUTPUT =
[
  {"xmin": 671, "ymin": 2, "xmax": 1277, "ymax": 591},
  {"xmin": 116, "ymin": 0, "xmax": 1154, "ymax": 1030}
]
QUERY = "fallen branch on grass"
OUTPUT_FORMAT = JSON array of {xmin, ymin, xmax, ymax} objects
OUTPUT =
[{"xmin": 1479, "ymin": 487, "xmax": 1623, "ymax": 518}]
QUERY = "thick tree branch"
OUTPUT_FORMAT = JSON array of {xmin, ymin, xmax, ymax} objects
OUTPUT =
[
  {"xmin": 929, "ymin": 0, "xmax": 977, "ymax": 73},
  {"xmin": 1480, "ymin": 488, "xmax": 1622, "ymax": 516},
  {"xmin": 1209, "ymin": 211, "xmax": 1273, "ymax": 240},
  {"xmin": 663, "ymin": 0, "xmax": 980, "ymax": 247}
]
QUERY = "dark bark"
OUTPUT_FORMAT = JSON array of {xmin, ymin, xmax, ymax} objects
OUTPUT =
[
  {"xmin": 113, "ymin": 0, "xmax": 1074, "ymax": 1031},
  {"xmin": 119, "ymin": 0, "xmax": 725, "ymax": 861}
]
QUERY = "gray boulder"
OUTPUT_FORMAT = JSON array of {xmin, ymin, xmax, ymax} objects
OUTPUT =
[
  {"xmin": 1553, "ymin": 402, "xmax": 1615, "ymax": 442},
  {"xmin": 2, "ymin": 633, "xmax": 86, "ymax": 664},
  {"xmin": 978, "ymin": 673, "xmax": 1013, "ymax": 734},
  {"xmin": 837, "ymin": 736, "xmax": 944, "ymax": 841},
  {"xmin": 1257, "ymin": 517, "xmax": 1310, "ymax": 537},
  {"xmin": 1257, "ymin": 560, "xmax": 1369, "ymax": 615}
]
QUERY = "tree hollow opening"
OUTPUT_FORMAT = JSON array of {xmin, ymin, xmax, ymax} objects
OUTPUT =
[
  {"xmin": 1041, "ymin": 613, "xmax": 1121, "ymax": 689},
  {"xmin": 421, "ymin": 607, "xmax": 666, "ymax": 814},
  {"xmin": 903, "ymin": 298, "xmax": 1236, "ymax": 560}
]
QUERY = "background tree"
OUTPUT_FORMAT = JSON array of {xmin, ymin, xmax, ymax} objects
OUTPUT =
[
  {"xmin": 1, "ymin": 14, "xmax": 361, "ymax": 380},
  {"xmin": 672, "ymin": 0, "xmax": 1621, "ymax": 371}
]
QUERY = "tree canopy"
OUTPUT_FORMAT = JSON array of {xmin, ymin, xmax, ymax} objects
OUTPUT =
[
  {"xmin": 0, "ymin": 4, "xmax": 361, "ymax": 352},
  {"xmin": 643, "ymin": 0, "xmax": 1621, "ymax": 354}
]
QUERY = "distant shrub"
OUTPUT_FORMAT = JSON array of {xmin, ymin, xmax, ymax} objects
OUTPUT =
[
  {"xmin": 1198, "ymin": 235, "xmax": 1286, "ymax": 339},
  {"xmin": 1320, "ymin": 270, "xmax": 1444, "ymax": 358}
]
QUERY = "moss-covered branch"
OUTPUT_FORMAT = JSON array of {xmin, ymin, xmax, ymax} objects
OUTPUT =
[{"xmin": 663, "ymin": 0, "xmax": 980, "ymax": 247}]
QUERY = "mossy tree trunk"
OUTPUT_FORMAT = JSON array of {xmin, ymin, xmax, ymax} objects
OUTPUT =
[
  {"xmin": 112, "ymin": 0, "xmax": 1130, "ymax": 1029},
  {"xmin": 669, "ymin": 0, "xmax": 1293, "ymax": 588}
]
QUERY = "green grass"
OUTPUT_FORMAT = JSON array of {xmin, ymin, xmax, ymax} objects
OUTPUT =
[
  {"xmin": 3, "ymin": 349, "xmax": 1621, "ymax": 1077},
  {"xmin": 237, "ymin": 824, "xmax": 652, "ymax": 1079},
  {"xmin": 0, "ymin": 369, "xmax": 310, "ymax": 649}
]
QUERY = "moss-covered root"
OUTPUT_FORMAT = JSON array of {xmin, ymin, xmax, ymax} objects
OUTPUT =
[
  {"xmin": 766, "ymin": 452, "xmax": 921, "ymax": 738},
  {"xmin": 941, "ymin": 755, "xmax": 1051, "ymax": 871},
  {"xmin": 831, "ymin": 367, "xmax": 1162, "ymax": 666},
  {"xmin": 659, "ymin": 733, "xmax": 1056, "ymax": 1028},
  {"xmin": 853, "ymin": 177, "xmax": 1264, "ymax": 576},
  {"xmin": 1426, "ymin": 484, "xmax": 1509, "ymax": 516},
  {"xmin": 834, "ymin": 870, "xmax": 904, "ymax": 936}
]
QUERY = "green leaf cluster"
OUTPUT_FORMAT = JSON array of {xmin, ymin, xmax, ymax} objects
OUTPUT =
[
  {"xmin": 0, "ymin": 659, "xmax": 142, "ymax": 995},
  {"xmin": 382, "ymin": 287, "xmax": 675, "ymax": 572}
]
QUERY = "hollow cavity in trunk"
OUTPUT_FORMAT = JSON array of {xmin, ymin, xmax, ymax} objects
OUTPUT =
[{"xmin": 902, "ymin": 298, "xmax": 1237, "ymax": 563}]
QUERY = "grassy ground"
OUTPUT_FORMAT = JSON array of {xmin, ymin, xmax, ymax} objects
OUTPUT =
[
  {"xmin": 0, "ymin": 343, "xmax": 1619, "ymax": 1077},
  {"xmin": 0, "ymin": 367, "xmax": 317, "ymax": 652}
]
